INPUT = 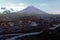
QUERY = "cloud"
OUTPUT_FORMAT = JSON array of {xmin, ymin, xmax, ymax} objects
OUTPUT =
[
  {"xmin": 19, "ymin": 3, "xmax": 25, "ymax": 6},
  {"xmin": 47, "ymin": 10, "xmax": 60, "ymax": 14},
  {"xmin": 7, "ymin": 3, "xmax": 26, "ymax": 11},
  {"xmin": 0, "ymin": 3, "xmax": 26, "ymax": 12},
  {"xmin": 40, "ymin": 3, "xmax": 48, "ymax": 7}
]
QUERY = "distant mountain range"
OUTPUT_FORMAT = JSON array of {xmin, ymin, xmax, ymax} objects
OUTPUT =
[
  {"xmin": 0, "ymin": 6, "xmax": 60, "ymax": 21},
  {"xmin": 16, "ymin": 6, "xmax": 60, "ymax": 20}
]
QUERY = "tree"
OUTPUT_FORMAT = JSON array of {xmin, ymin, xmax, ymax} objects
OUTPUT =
[{"xmin": 2, "ymin": 10, "xmax": 11, "ymax": 14}]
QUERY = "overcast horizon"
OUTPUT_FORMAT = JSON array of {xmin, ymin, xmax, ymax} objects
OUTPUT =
[{"xmin": 0, "ymin": 0, "xmax": 60, "ymax": 14}]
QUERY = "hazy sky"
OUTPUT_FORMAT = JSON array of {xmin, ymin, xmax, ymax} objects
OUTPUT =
[{"xmin": 0, "ymin": 0, "xmax": 60, "ymax": 14}]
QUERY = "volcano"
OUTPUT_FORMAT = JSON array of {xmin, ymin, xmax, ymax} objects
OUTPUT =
[{"xmin": 20, "ymin": 6, "xmax": 48, "ymax": 14}]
